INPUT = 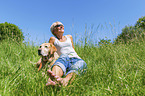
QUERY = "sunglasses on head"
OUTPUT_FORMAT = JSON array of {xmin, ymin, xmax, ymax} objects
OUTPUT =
[{"xmin": 55, "ymin": 24, "xmax": 63, "ymax": 28}]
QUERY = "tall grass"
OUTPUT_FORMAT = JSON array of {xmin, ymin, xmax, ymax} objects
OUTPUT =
[{"xmin": 0, "ymin": 37, "xmax": 145, "ymax": 95}]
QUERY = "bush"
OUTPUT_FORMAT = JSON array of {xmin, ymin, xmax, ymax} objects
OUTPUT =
[
  {"xmin": 0, "ymin": 22, "xmax": 24, "ymax": 43},
  {"xmin": 98, "ymin": 38, "xmax": 112, "ymax": 46},
  {"xmin": 115, "ymin": 25, "xmax": 145, "ymax": 44}
]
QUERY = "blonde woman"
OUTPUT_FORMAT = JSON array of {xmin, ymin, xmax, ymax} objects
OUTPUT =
[{"xmin": 46, "ymin": 21, "xmax": 87, "ymax": 86}]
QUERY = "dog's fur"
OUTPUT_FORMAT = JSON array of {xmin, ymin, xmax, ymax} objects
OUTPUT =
[{"xmin": 36, "ymin": 43, "xmax": 59, "ymax": 71}]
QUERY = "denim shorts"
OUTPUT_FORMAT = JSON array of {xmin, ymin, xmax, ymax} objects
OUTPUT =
[{"xmin": 51, "ymin": 54, "xmax": 87, "ymax": 76}]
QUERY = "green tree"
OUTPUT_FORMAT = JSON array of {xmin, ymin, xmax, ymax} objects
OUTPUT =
[
  {"xmin": 115, "ymin": 25, "xmax": 145, "ymax": 44},
  {"xmin": 135, "ymin": 16, "xmax": 145, "ymax": 29},
  {"xmin": 0, "ymin": 22, "xmax": 24, "ymax": 42}
]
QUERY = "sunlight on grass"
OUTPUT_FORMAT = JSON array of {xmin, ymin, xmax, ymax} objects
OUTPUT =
[{"xmin": 0, "ymin": 26, "xmax": 145, "ymax": 95}]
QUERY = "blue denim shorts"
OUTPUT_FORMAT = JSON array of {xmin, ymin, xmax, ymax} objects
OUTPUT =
[{"xmin": 51, "ymin": 54, "xmax": 87, "ymax": 76}]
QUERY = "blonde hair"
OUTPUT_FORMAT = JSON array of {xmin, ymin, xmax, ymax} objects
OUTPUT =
[{"xmin": 50, "ymin": 21, "xmax": 64, "ymax": 34}]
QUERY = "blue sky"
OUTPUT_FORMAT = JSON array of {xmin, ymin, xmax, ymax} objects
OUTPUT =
[{"xmin": 0, "ymin": 0, "xmax": 145, "ymax": 45}]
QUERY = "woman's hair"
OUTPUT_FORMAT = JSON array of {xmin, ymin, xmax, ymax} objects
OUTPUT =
[{"xmin": 50, "ymin": 21, "xmax": 64, "ymax": 35}]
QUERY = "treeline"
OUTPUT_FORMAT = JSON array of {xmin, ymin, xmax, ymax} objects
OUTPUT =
[
  {"xmin": 98, "ymin": 16, "xmax": 145, "ymax": 46},
  {"xmin": 115, "ymin": 16, "xmax": 145, "ymax": 44},
  {"xmin": 1, "ymin": 16, "xmax": 145, "ymax": 45}
]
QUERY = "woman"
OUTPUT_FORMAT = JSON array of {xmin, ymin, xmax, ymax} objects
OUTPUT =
[{"xmin": 46, "ymin": 21, "xmax": 87, "ymax": 86}]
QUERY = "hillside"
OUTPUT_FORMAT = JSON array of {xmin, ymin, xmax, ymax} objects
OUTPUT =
[{"xmin": 0, "ymin": 40, "xmax": 145, "ymax": 95}]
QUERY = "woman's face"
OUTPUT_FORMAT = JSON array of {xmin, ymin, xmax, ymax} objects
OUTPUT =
[{"xmin": 53, "ymin": 24, "xmax": 64, "ymax": 35}]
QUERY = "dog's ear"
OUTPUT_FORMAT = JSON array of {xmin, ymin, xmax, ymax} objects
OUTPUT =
[{"xmin": 50, "ymin": 43, "xmax": 57, "ymax": 54}]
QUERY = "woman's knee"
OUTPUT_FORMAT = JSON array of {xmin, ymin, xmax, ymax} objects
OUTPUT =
[{"xmin": 52, "ymin": 65, "xmax": 64, "ymax": 76}]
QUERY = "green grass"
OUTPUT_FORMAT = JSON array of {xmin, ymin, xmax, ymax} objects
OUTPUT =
[{"xmin": 0, "ymin": 39, "xmax": 145, "ymax": 95}]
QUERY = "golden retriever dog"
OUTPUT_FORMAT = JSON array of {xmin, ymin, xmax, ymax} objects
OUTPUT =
[{"xmin": 36, "ymin": 43, "xmax": 59, "ymax": 71}]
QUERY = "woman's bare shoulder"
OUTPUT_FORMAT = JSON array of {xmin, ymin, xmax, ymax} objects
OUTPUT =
[
  {"xmin": 49, "ymin": 37, "xmax": 56, "ymax": 44},
  {"xmin": 67, "ymin": 35, "xmax": 72, "ymax": 38},
  {"xmin": 50, "ymin": 36, "xmax": 56, "ymax": 40}
]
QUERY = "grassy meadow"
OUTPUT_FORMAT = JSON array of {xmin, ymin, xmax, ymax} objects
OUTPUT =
[{"xmin": 0, "ymin": 36, "xmax": 145, "ymax": 95}]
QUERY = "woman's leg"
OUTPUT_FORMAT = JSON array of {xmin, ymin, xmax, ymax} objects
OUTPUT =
[
  {"xmin": 46, "ymin": 65, "xmax": 63, "ymax": 86},
  {"xmin": 52, "ymin": 65, "xmax": 63, "ymax": 77},
  {"xmin": 56, "ymin": 72, "xmax": 76, "ymax": 86},
  {"xmin": 46, "ymin": 65, "xmax": 76, "ymax": 86}
]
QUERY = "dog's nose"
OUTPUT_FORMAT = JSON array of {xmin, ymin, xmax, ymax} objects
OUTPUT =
[{"xmin": 38, "ymin": 49, "xmax": 41, "ymax": 55}]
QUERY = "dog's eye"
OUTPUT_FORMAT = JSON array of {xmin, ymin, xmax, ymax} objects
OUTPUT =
[
  {"xmin": 40, "ymin": 46, "xmax": 42, "ymax": 48},
  {"xmin": 45, "ymin": 46, "xmax": 48, "ymax": 48}
]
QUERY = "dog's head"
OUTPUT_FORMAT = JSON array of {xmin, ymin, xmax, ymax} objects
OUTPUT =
[
  {"xmin": 38, "ymin": 43, "xmax": 57, "ymax": 57},
  {"xmin": 37, "ymin": 43, "xmax": 57, "ymax": 71}
]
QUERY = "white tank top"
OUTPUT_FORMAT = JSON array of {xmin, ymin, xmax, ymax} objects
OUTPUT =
[{"xmin": 54, "ymin": 35, "xmax": 81, "ymax": 58}]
